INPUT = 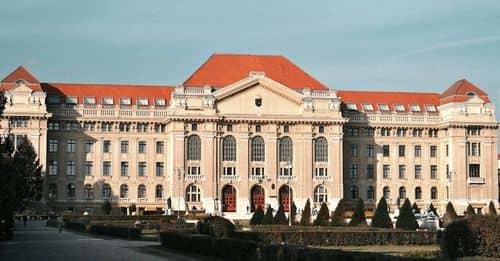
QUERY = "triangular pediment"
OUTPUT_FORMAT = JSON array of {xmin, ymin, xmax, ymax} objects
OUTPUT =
[
  {"xmin": 465, "ymin": 95, "xmax": 485, "ymax": 104},
  {"xmin": 8, "ymin": 82, "xmax": 35, "ymax": 93}
]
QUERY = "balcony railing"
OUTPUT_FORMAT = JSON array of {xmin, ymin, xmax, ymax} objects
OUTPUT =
[
  {"xmin": 220, "ymin": 175, "xmax": 240, "ymax": 181},
  {"xmin": 467, "ymin": 177, "xmax": 485, "ymax": 184},
  {"xmin": 50, "ymin": 105, "xmax": 169, "ymax": 119},
  {"xmin": 344, "ymin": 112, "xmax": 439, "ymax": 124},
  {"xmin": 313, "ymin": 175, "xmax": 333, "ymax": 182},
  {"xmin": 185, "ymin": 174, "xmax": 205, "ymax": 181},
  {"xmin": 278, "ymin": 175, "xmax": 296, "ymax": 181}
]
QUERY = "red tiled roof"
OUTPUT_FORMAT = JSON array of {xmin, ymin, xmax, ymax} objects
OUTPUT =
[
  {"xmin": 183, "ymin": 53, "xmax": 329, "ymax": 90},
  {"xmin": 440, "ymin": 79, "xmax": 490, "ymax": 104},
  {"xmin": 1, "ymin": 66, "xmax": 40, "ymax": 84},
  {"xmin": 41, "ymin": 83, "xmax": 175, "ymax": 105},
  {"xmin": 337, "ymin": 90, "xmax": 441, "ymax": 113}
]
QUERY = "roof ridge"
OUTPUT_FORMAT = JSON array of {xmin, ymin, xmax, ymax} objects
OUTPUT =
[
  {"xmin": 1, "ymin": 65, "xmax": 40, "ymax": 83},
  {"xmin": 45, "ymin": 82, "xmax": 175, "ymax": 88},
  {"xmin": 279, "ymin": 55, "xmax": 329, "ymax": 90},
  {"xmin": 338, "ymin": 90, "xmax": 440, "ymax": 95}
]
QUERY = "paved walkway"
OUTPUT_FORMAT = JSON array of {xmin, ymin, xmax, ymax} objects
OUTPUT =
[{"xmin": 0, "ymin": 221, "xmax": 210, "ymax": 261}]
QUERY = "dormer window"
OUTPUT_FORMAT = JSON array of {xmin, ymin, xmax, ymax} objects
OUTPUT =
[
  {"xmin": 137, "ymin": 98, "xmax": 149, "ymax": 106},
  {"xmin": 65, "ymin": 96, "xmax": 78, "ymax": 106},
  {"xmin": 47, "ymin": 95, "xmax": 60, "ymax": 105},
  {"xmin": 346, "ymin": 103, "xmax": 358, "ymax": 110},
  {"xmin": 410, "ymin": 104, "xmax": 421, "ymax": 112},
  {"xmin": 154, "ymin": 98, "xmax": 166, "ymax": 107},
  {"xmin": 378, "ymin": 104, "xmax": 389, "ymax": 112},
  {"xmin": 394, "ymin": 104, "xmax": 405, "ymax": 112},
  {"xmin": 467, "ymin": 92, "xmax": 476, "ymax": 97},
  {"xmin": 425, "ymin": 105, "xmax": 437, "ymax": 112},
  {"xmin": 84, "ymin": 97, "xmax": 96, "ymax": 105},
  {"xmin": 102, "ymin": 97, "xmax": 114, "ymax": 105},
  {"xmin": 120, "ymin": 97, "xmax": 131, "ymax": 106},
  {"xmin": 362, "ymin": 104, "xmax": 374, "ymax": 111}
]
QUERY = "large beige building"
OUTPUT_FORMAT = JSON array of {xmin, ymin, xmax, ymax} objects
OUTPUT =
[{"xmin": 0, "ymin": 54, "xmax": 498, "ymax": 218}]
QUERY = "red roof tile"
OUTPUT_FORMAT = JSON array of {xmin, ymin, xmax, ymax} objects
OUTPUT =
[
  {"xmin": 41, "ymin": 83, "xmax": 175, "ymax": 105},
  {"xmin": 183, "ymin": 54, "xmax": 329, "ymax": 90},
  {"xmin": 1, "ymin": 66, "xmax": 40, "ymax": 84},
  {"xmin": 337, "ymin": 90, "xmax": 441, "ymax": 113},
  {"xmin": 440, "ymin": 79, "xmax": 490, "ymax": 104}
]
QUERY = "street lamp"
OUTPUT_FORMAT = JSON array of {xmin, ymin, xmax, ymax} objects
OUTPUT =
[
  {"xmin": 287, "ymin": 160, "xmax": 292, "ymax": 226},
  {"xmin": 214, "ymin": 197, "xmax": 219, "ymax": 215}
]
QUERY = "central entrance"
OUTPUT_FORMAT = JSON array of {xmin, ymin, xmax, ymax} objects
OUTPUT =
[
  {"xmin": 279, "ymin": 185, "xmax": 293, "ymax": 212},
  {"xmin": 222, "ymin": 185, "xmax": 236, "ymax": 212},
  {"xmin": 250, "ymin": 185, "xmax": 265, "ymax": 211}
]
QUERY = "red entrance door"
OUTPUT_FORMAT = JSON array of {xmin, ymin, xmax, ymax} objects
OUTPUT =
[
  {"xmin": 279, "ymin": 186, "xmax": 293, "ymax": 212},
  {"xmin": 251, "ymin": 186, "xmax": 265, "ymax": 211},
  {"xmin": 222, "ymin": 185, "xmax": 236, "ymax": 212}
]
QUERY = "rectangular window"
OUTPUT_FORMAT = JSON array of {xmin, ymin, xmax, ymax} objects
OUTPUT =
[
  {"xmin": 399, "ymin": 165, "xmax": 406, "ymax": 179},
  {"xmin": 446, "ymin": 144, "xmax": 449, "ymax": 156},
  {"xmin": 470, "ymin": 142, "xmax": 480, "ymax": 156},
  {"xmin": 121, "ymin": 141, "xmax": 129, "ymax": 153},
  {"xmin": 84, "ymin": 97, "xmax": 96, "ymax": 105},
  {"xmin": 65, "ymin": 96, "xmax": 78, "ymax": 106},
  {"xmin": 103, "ymin": 161, "xmax": 111, "ymax": 176},
  {"xmin": 66, "ymin": 140, "xmax": 76, "ymax": 153},
  {"xmin": 365, "ymin": 128, "xmax": 374, "ymax": 136},
  {"xmin": 415, "ymin": 165, "xmax": 422, "ymax": 179},
  {"xmin": 47, "ymin": 95, "xmax": 60, "ymax": 105},
  {"xmin": 137, "ymin": 123, "xmax": 148, "ymax": 132},
  {"xmin": 410, "ymin": 104, "xmax": 421, "ymax": 112},
  {"xmin": 156, "ymin": 141, "xmax": 164, "ymax": 154},
  {"xmin": 66, "ymin": 161, "xmax": 75, "ymax": 176},
  {"xmin": 280, "ymin": 167, "xmax": 293, "ymax": 176},
  {"xmin": 154, "ymin": 98, "xmax": 166, "ymax": 107},
  {"xmin": 138, "ymin": 162, "xmax": 146, "ymax": 177},
  {"xmin": 223, "ymin": 167, "xmax": 237, "ymax": 176},
  {"xmin": 121, "ymin": 162, "xmax": 129, "ymax": 176},
  {"xmin": 119, "ymin": 123, "xmax": 130, "ymax": 132},
  {"xmin": 251, "ymin": 167, "xmax": 264, "ymax": 177},
  {"xmin": 101, "ymin": 122, "xmax": 113, "ymax": 132},
  {"xmin": 85, "ymin": 161, "xmax": 94, "ymax": 176},
  {"xmin": 103, "ymin": 140, "xmax": 111, "ymax": 153},
  {"xmin": 383, "ymin": 145, "xmax": 390, "ymax": 157},
  {"xmin": 119, "ymin": 97, "xmax": 131, "ymax": 106},
  {"xmin": 394, "ymin": 104, "xmax": 405, "ymax": 112},
  {"xmin": 138, "ymin": 141, "xmax": 147, "ymax": 153},
  {"xmin": 350, "ymin": 164, "xmax": 358, "ymax": 179},
  {"xmin": 346, "ymin": 103, "xmax": 357, "ymax": 110},
  {"xmin": 396, "ymin": 128, "xmax": 406, "ymax": 137},
  {"xmin": 366, "ymin": 144, "xmax": 374, "ymax": 157},
  {"xmin": 414, "ymin": 145, "xmax": 421, "ymax": 157},
  {"xmin": 425, "ymin": 105, "xmax": 437, "ymax": 112},
  {"xmin": 48, "ymin": 122, "xmax": 60, "ymax": 131},
  {"xmin": 381, "ymin": 128, "xmax": 391, "ymax": 136},
  {"xmin": 318, "ymin": 125, "xmax": 324, "ymax": 133},
  {"xmin": 156, "ymin": 162, "xmax": 164, "ymax": 177},
  {"xmin": 367, "ymin": 164, "xmax": 374, "ymax": 179},
  {"xmin": 137, "ymin": 98, "xmax": 149, "ymax": 106},
  {"xmin": 315, "ymin": 167, "xmax": 328, "ymax": 177},
  {"xmin": 383, "ymin": 165, "xmax": 390, "ymax": 179},
  {"xmin": 83, "ymin": 122, "xmax": 95, "ymax": 131},
  {"xmin": 48, "ymin": 139, "xmax": 58, "ymax": 153},
  {"xmin": 399, "ymin": 145, "xmax": 405, "ymax": 157},
  {"xmin": 469, "ymin": 164, "xmax": 480, "ymax": 178},
  {"xmin": 154, "ymin": 124, "xmax": 165, "ymax": 133},
  {"xmin": 431, "ymin": 165, "xmax": 438, "ymax": 179},
  {"xmin": 378, "ymin": 104, "xmax": 389, "ymax": 112},
  {"xmin": 48, "ymin": 160, "xmax": 58, "ymax": 176},
  {"xmin": 430, "ymin": 145, "xmax": 437, "ymax": 157},
  {"xmin": 102, "ymin": 97, "xmax": 114, "ymax": 105},
  {"xmin": 362, "ymin": 104, "xmax": 374, "ymax": 111},
  {"xmin": 350, "ymin": 144, "xmax": 358, "ymax": 157},
  {"xmin": 85, "ymin": 140, "xmax": 94, "ymax": 153}
]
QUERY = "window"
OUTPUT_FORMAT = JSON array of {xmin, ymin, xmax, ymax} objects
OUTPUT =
[
  {"xmin": 467, "ymin": 127, "xmax": 481, "ymax": 136},
  {"xmin": 399, "ymin": 165, "xmax": 406, "ymax": 179},
  {"xmin": 103, "ymin": 161, "xmax": 111, "ymax": 176},
  {"xmin": 119, "ymin": 123, "xmax": 130, "ymax": 132},
  {"xmin": 314, "ymin": 137, "xmax": 328, "ymax": 162},
  {"xmin": 255, "ymin": 124, "xmax": 261, "ymax": 132},
  {"xmin": 186, "ymin": 184, "xmax": 201, "ymax": 202},
  {"xmin": 66, "ymin": 184, "xmax": 76, "ymax": 198},
  {"xmin": 48, "ymin": 139, "xmax": 58, "ymax": 152},
  {"xmin": 84, "ymin": 140, "xmax": 94, "ymax": 153},
  {"xmin": 431, "ymin": 165, "xmax": 438, "ymax": 179},
  {"xmin": 315, "ymin": 167, "xmax": 328, "ymax": 177},
  {"xmin": 430, "ymin": 145, "xmax": 437, "ymax": 157},
  {"xmin": 121, "ymin": 141, "xmax": 129, "ymax": 153},
  {"xmin": 348, "ymin": 128, "xmax": 359, "ymax": 136},
  {"xmin": 102, "ymin": 97, "xmax": 114, "ymax": 105},
  {"xmin": 137, "ymin": 123, "xmax": 148, "ymax": 132},
  {"xmin": 47, "ymin": 95, "xmax": 60, "ymax": 105},
  {"xmin": 280, "ymin": 166, "xmax": 293, "ymax": 177},
  {"xmin": 346, "ymin": 103, "xmax": 357, "ymax": 110},
  {"xmin": 138, "ymin": 162, "xmax": 146, "ymax": 177},
  {"xmin": 394, "ymin": 104, "xmax": 405, "ymax": 112},
  {"xmin": 283, "ymin": 125, "xmax": 290, "ymax": 133},
  {"xmin": 48, "ymin": 160, "xmax": 58, "ymax": 176},
  {"xmin": 154, "ymin": 124, "xmax": 165, "ymax": 133},
  {"xmin": 255, "ymin": 98, "xmax": 262, "ymax": 107},
  {"xmin": 101, "ymin": 122, "xmax": 113, "ymax": 132},
  {"xmin": 65, "ymin": 122, "xmax": 79, "ymax": 131},
  {"xmin": 187, "ymin": 135, "xmax": 201, "ymax": 161},
  {"xmin": 410, "ymin": 104, "xmax": 421, "ymax": 112},
  {"xmin": 412, "ymin": 128, "xmax": 423, "ymax": 137},
  {"xmin": 415, "ymin": 187, "xmax": 422, "ymax": 200},
  {"xmin": 154, "ymin": 98, "xmax": 166, "ymax": 107},
  {"xmin": 156, "ymin": 141, "xmax": 164, "ymax": 154},
  {"xmin": 48, "ymin": 184, "xmax": 57, "ymax": 200},
  {"xmin": 226, "ymin": 124, "xmax": 233, "ymax": 132},
  {"xmin": 350, "ymin": 144, "xmax": 358, "ymax": 157},
  {"xmin": 137, "ymin": 98, "xmax": 149, "ymax": 106},
  {"xmin": 66, "ymin": 161, "xmax": 75, "ymax": 176},
  {"xmin": 279, "ymin": 137, "xmax": 293, "ymax": 163},
  {"xmin": 120, "ymin": 184, "xmax": 129, "ymax": 198},
  {"xmin": 121, "ymin": 162, "xmax": 129, "ymax": 176},
  {"xmin": 251, "ymin": 136, "xmax": 265, "ymax": 162},
  {"xmin": 103, "ymin": 140, "xmax": 111, "ymax": 153},
  {"xmin": 398, "ymin": 145, "xmax": 405, "ymax": 157},
  {"xmin": 383, "ymin": 187, "xmax": 390, "ymax": 200},
  {"xmin": 223, "ymin": 167, "xmax": 236, "ymax": 176},
  {"xmin": 446, "ymin": 144, "xmax": 449, "ymax": 156},
  {"xmin": 138, "ymin": 185, "xmax": 146, "ymax": 199},
  {"xmin": 468, "ymin": 142, "xmax": 480, "ymax": 156},
  {"xmin": 102, "ymin": 184, "xmax": 111, "ymax": 199},
  {"xmin": 431, "ymin": 187, "xmax": 438, "ymax": 200},
  {"xmin": 378, "ymin": 104, "xmax": 389, "ymax": 112},
  {"xmin": 425, "ymin": 105, "xmax": 437, "ymax": 112},
  {"xmin": 399, "ymin": 186, "xmax": 406, "ymax": 199},
  {"xmin": 251, "ymin": 167, "xmax": 265, "ymax": 178},
  {"xmin": 318, "ymin": 125, "xmax": 325, "ymax": 133},
  {"xmin": 429, "ymin": 129, "xmax": 438, "ymax": 137},
  {"xmin": 85, "ymin": 161, "xmax": 94, "ymax": 176},
  {"xmin": 350, "ymin": 186, "xmax": 358, "ymax": 200},
  {"xmin": 381, "ymin": 128, "xmax": 391, "ymax": 136},
  {"xmin": 469, "ymin": 164, "xmax": 480, "ymax": 178},
  {"xmin": 156, "ymin": 162, "xmax": 164, "ymax": 177},
  {"xmin": 66, "ymin": 140, "xmax": 76, "ymax": 153},
  {"xmin": 84, "ymin": 97, "xmax": 96, "ymax": 105},
  {"xmin": 48, "ymin": 122, "xmax": 60, "ymax": 131},
  {"xmin": 314, "ymin": 185, "xmax": 328, "ymax": 203},
  {"xmin": 83, "ymin": 122, "xmax": 95, "ymax": 131},
  {"xmin": 414, "ymin": 145, "xmax": 421, "ymax": 157},
  {"xmin": 362, "ymin": 104, "xmax": 374, "ymax": 111},
  {"xmin": 187, "ymin": 166, "xmax": 200, "ymax": 175},
  {"xmin": 383, "ymin": 165, "xmax": 390, "ymax": 179},
  {"xmin": 65, "ymin": 96, "xmax": 78, "ymax": 106},
  {"xmin": 365, "ymin": 128, "xmax": 374, "ymax": 136},
  {"xmin": 367, "ymin": 186, "xmax": 375, "ymax": 200},
  {"xmin": 366, "ymin": 144, "xmax": 374, "ymax": 157},
  {"xmin": 415, "ymin": 165, "xmax": 422, "ymax": 179},
  {"xmin": 155, "ymin": 185, "xmax": 163, "ymax": 198},
  {"xmin": 191, "ymin": 123, "xmax": 198, "ymax": 131},
  {"xmin": 120, "ymin": 97, "xmax": 131, "ymax": 106},
  {"xmin": 383, "ymin": 145, "xmax": 390, "ymax": 157},
  {"xmin": 223, "ymin": 136, "xmax": 236, "ymax": 161},
  {"xmin": 84, "ymin": 184, "xmax": 93, "ymax": 199},
  {"xmin": 396, "ymin": 128, "xmax": 406, "ymax": 137},
  {"xmin": 138, "ymin": 141, "xmax": 147, "ymax": 153},
  {"xmin": 367, "ymin": 164, "xmax": 374, "ymax": 179},
  {"xmin": 350, "ymin": 164, "xmax": 358, "ymax": 179}
]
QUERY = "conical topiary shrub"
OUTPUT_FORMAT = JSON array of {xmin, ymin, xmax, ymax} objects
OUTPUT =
[
  {"xmin": 443, "ymin": 202, "xmax": 458, "ymax": 227},
  {"xmin": 465, "ymin": 204, "xmax": 475, "ymax": 219},
  {"xmin": 396, "ymin": 198, "xmax": 419, "ymax": 230},
  {"xmin": 250, "ymin": 205, "xmax": 264, "ymax": 225},
  {"xmin": 262, "ymin": 206, "xmax": 274, "ymax": 225},
  {"xmin": 371, "ymin": 197, "xmax": 393, "ymax": 228},
  {"xmin": 488, "ymin": 201, "xmax": 497, "ymax": 216},
  {"xmin": 300, "ymin": 199, "xmax": 312, "ymax": 226},
  {"xmin": 428, "ymin": 203, "xmax": 438, "ymax": 216},
  {"xmin": 313, "ymin": 203, "xmax": 330, "ymax": 226},
  {"xmin": 411, "ymin": 202, "xmax": 420, "ymax": 214},
  {"xmin": 273, "ymin": 203, "xmax": 288, "ymax": 225},
  {"xmin": 349, "ymin": 198, "xmax": 367, "ymax": 226},
  {"xmin": 331, "ymin": 199, "xmax": 346, "ymax": 226},
  {"xmin": 290, "ymin": 202, "xmax": 297, "ymax": 225}
]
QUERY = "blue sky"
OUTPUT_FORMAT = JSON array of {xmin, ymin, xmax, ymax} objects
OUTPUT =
[{"xmin": 1, "ymin": 1, "xmax": 499, "ymax": 115}]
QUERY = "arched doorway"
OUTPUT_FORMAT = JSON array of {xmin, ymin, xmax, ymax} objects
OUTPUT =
[
  {"xmin": 222, "ymin": 185, "xmax": 237, "ymax": 212},
  {"xmin": 250, "ymin": 185, "xmax": 265, "ymax": 211},
  {"xmin": 279, "ymin": 185, "xmax": 293, "ymax": 212}
]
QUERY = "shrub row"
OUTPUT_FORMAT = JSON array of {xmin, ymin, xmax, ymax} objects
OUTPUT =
[
  {"xmin": 234, "ymin": 230, "xmax": 438, "ymax": 246},
  {"xmin": 64, "ymin": 221, "xmax": 86, "ymax": 231},
  {"xmin": 89, "ymin": 224, "xmax": 140, "ymax": 240}
]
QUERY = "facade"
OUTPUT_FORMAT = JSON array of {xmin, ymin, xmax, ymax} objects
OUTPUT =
[{"xmin": 0, "ymin": 54, "xmax": 498, "ymax": 218}]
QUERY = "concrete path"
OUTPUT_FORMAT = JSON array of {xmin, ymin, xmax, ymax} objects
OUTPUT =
[{"xmin": 0, "ymin": 221, "xmax": 212, "ymax": 261}]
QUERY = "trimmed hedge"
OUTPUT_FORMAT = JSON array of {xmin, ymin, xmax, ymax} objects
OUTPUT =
[
  {"xmin": 89, "ymin": 224, "xmax": 140, "ymax": 240},
  {"xmin": 64, "ymin": 221, "xmax": 86, "ymax": 231},
  {"xmin": 196, "ymin": 215, "xmax": 235, "ymax": 238}
]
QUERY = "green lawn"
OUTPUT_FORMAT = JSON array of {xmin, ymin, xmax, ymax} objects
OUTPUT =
[{"xmin": 317, "ymin": 245, "xmax": 440, "ymax": 259}]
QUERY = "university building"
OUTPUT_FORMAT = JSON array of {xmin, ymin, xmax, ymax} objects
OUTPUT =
[{"xmin": 0, "ymin": 54, "xmax": 498, "ymax": 217}]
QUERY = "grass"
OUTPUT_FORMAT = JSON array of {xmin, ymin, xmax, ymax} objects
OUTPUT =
[{"xmin": 318, "ymin": 245, "xmax": 440, "ymax": 258}]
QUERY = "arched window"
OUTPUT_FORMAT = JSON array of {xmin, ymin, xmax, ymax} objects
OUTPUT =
[
  {"xmin": 314, "ymin": 185, "xmax": 328, "ymax": 203},
  {"xmin": 102, "ymin": 183, "xmax": 111, "ymax": 199},
  {"xmin": 120, "ymin": 184, "xmax": 129, "ymax": 198},
  {"xmin": 48, "ymin": 183, "xmax": 57, "ymax": 200},
  {"xmin": 187, "ymin": 135, "xmax": 201, "ymax": 161},
  {"xmin": 138, "ymin": 184, "xmax": 146, "ymax": 199},
  {"xmin": 279, "ymin": 136, "xmax": 293, "ymax": 163},
  {"xmin": 383, "ymin": 186, "xmax": 390, "ymax": 200},
  {"xmin": 251, "ymin": 136, "xmax": 265, "ymax": 162},
  {"xmin": 84, "ymin": 184, "xmax": 93, "ymax": 200},
  {"xmin": 367, "ymin": 186, "xmax": 375, "ymax": 200},
  {"xmin": 66, "ymin": 183, "xmax": 75, "ymax": 198},
  {"xmin": 314, "ymin": 137, "xmax": 328, "ymax": 162},
  {"xmin": 155, "ymin": 185, "xmax": 163, "ymax": 199},
  {"xmin": 350, "ymin": 186, "xmax": 358, "ymax": 200},
  {"xmin": 399, "ymin": 186, "xmax": 406, "ymax": 200},
  {"xmin": 415, "ymin": 187, "xmax": 422, "ymax": 200},
  {"xmin": 186, "ymin": 184, "xmax": 201, "ymax": 202},
  {"xmin": 431, "ymin": 187, "xmax": 438, "ymax": 200},
  {"xmin": 222, "ymin": 136, "xmax": 236, "ymax": 161}
]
